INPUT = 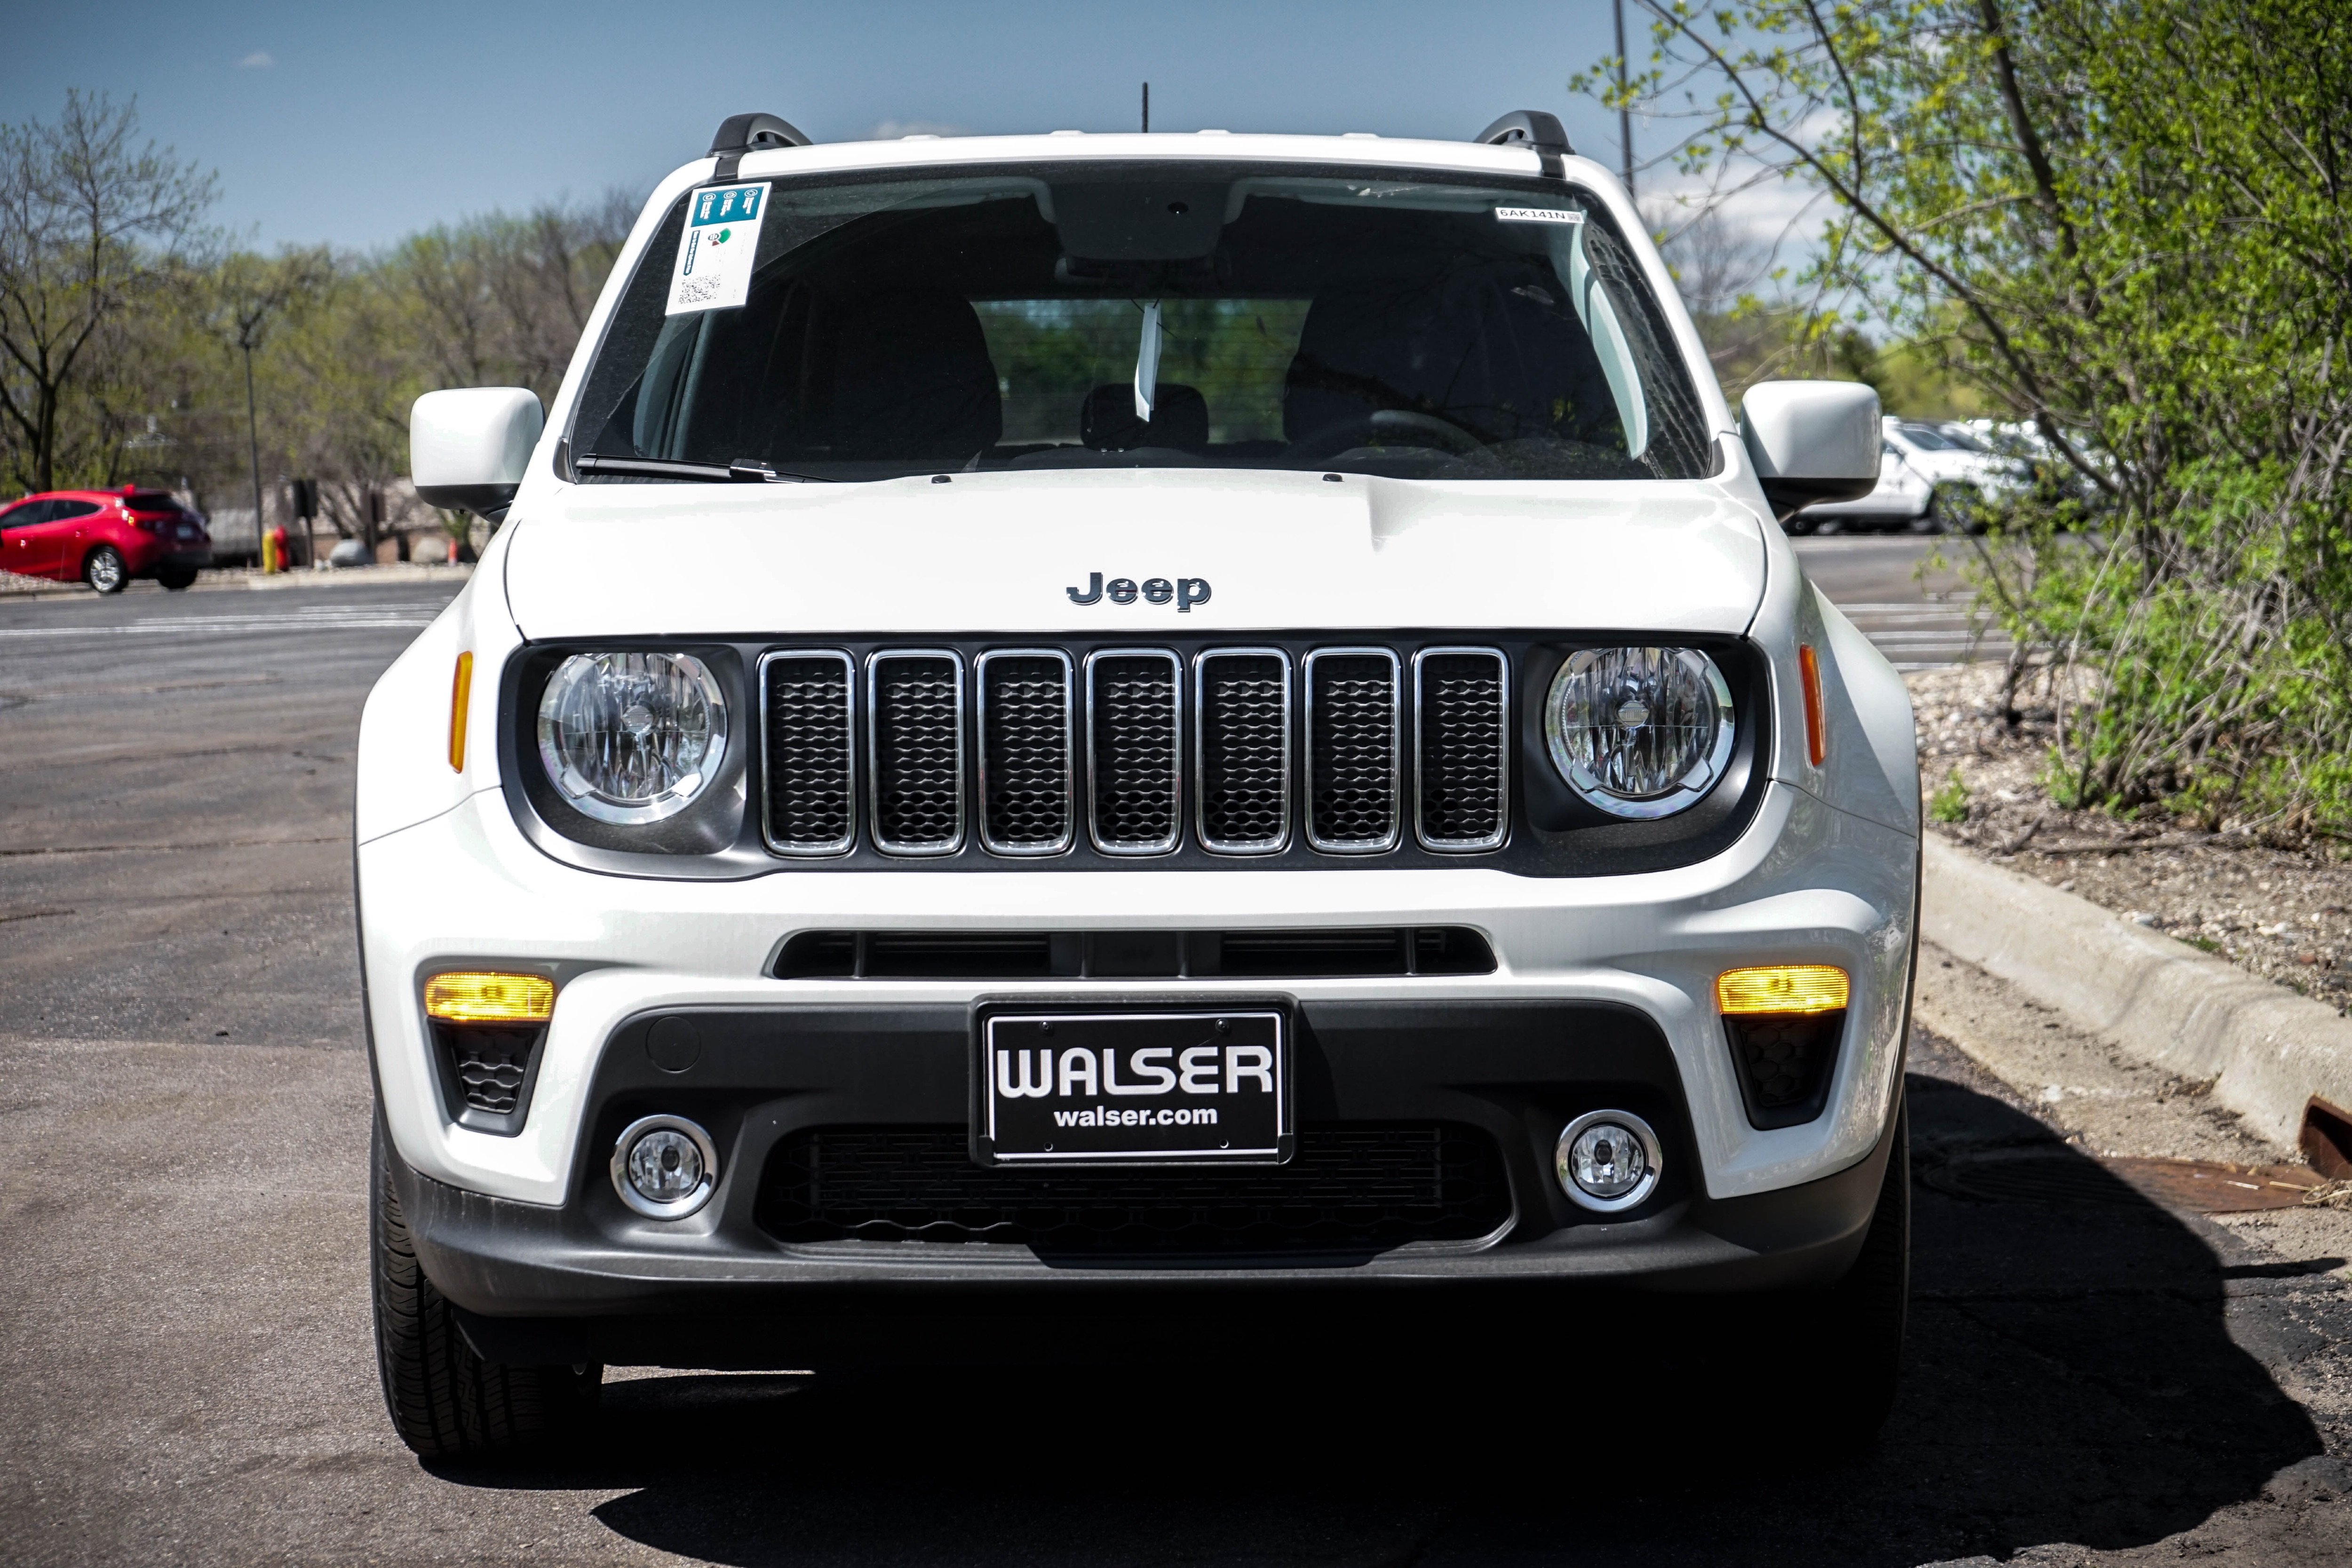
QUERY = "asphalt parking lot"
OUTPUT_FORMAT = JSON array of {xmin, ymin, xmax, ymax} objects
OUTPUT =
[{"xmin": 2, "ymin": 555, "xmax": 2345, "ymax": 1566}]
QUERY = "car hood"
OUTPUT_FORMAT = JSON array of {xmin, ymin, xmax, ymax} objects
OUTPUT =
[{"xmin": 501, "ymin": 469, "xmax": 1766, "ymax": 639}]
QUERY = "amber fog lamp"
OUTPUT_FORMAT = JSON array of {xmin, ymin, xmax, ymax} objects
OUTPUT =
[
  {"xmin": 1716, "ymin": 964, "xmax": 1849, "ymax": 1016},
  {"xmin": 424, "ymin": 971, "xmax": 556, "ymax": 1025}
]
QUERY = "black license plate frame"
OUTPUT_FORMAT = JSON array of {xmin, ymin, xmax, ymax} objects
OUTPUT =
[{"xmin": 972, "ymin": 1003, "xmax": 1292, "ymax": 1168}]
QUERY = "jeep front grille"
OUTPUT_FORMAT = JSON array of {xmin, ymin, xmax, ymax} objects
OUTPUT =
[
  {"xmin": 1086, "ymin": 650, "xmax": 1182, "ymax": 854},
  {"xmin": 760, "ymin": 651, "xmax": 856, "ymax": 855},
  {"xmin": 976, "ymin": 650, "xmax": 1074, "ymax": 855},
  {"xmin": 1413, "ymin": 648, "xmax": 1510, "ymax": 852},
  {"xmin": 1195, "ymin": 650, "xmax": 1291, "ymax": 853},
  {"xmin": 1304, "ymin": 648, "xmax": 1402, "ymax": 853},
  {"xmin": 868, "ymin": 652, "xmax": 964, "ymax": 855},
  {"xmin": 763, "ymin": 641, "xmax": 1507, "ymax": 861}
]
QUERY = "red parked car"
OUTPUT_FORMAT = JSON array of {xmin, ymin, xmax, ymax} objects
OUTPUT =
[{"xmin": 0, "ymin": 486, "xmax": 213, "ymax": 593}]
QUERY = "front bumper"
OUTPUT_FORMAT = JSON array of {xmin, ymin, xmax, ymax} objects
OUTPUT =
[
  {"xmin": 397, "ymin": 1074, "xmax": 1904, "ymax": 1365},
  {"xmin": 360, "ymin": 772, "xmax": 1916, "ymax": 1303}
]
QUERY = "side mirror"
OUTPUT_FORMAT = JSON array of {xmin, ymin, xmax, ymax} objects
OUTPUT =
[
  {"xmin": 1740, "ymin": 381, "xmax": 1882, "ymax": 521},
  {"xmin": 411, "ymin": 388, "xmax": 544, "ymax": 523}
]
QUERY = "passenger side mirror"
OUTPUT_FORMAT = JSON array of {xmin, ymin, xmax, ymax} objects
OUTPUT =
[
  {"xmin": 1739, "ymin": 381, "xmax": 1882, "ymax": 521},
  {"xmin": 411, "ymin": 388, "xmax": 545, "ymax": 523}
]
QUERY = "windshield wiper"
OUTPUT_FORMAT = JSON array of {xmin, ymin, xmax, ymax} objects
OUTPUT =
[{"xmin": 573, "ymin": 453, "xmax": 827, "ymax": 483}]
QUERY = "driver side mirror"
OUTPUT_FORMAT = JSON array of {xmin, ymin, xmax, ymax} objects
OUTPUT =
[
  {"xmin": 1740, "ymin": 381, "xmax": 1882, "ymax": 521},
  {"xmin": 411, "ymin": 388, "xmax": 544, "ymax": 523}
]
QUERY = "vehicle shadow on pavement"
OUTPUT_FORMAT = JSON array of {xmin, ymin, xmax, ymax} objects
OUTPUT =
[{"xmin": 441, "ymin": 1067, "xmax": 2327, "ymax": 1566}]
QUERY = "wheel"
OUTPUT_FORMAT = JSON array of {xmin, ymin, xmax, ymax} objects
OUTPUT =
[
  {"xmin": 1907, "ymin": 493, "xmax": 1947, "ymax": 534},
  {"xmin": 1796, "ymin": 1096, "xmax": 1910, "ymax": 1451},
  {"xmin": 83, "ymin": 545, "xmax": 127, "ymax": 594},
  {"xmin": 156, "ymin": 565, "xmax": 198, "ymax": 591},
  {"xmin": 371, "ymin": 1117, "xmax": 600, "ymax": 1461}
]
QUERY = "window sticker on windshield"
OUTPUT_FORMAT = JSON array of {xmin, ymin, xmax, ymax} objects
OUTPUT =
[
  {"xmin": 666, "ymin": 183, "xmax": 771, "ymax": 315},
  {"xmin": 1494, "ymin": 207, "xmax": 1582, "ymax": 224}
]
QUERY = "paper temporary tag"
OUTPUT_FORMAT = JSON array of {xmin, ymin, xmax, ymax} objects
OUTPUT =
[
  {"xmin": 666, "ymin": 183, "xmax": 771, "ymax": 314},
  {"xmin": 1494, "ymin": 206, "xmax": 1583, "ymax": 224}
]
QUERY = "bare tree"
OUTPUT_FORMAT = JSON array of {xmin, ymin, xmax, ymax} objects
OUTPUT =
[{"xmin": 0, "ymin": 91, "xmax": 214, "ymax": 491}]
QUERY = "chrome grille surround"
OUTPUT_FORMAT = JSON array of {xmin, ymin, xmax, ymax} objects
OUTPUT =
[
  {"xmin": 1412, "ymin": 647, "xmax": 1510, "ymax": 853},
  {"xmin": 866, "ymin": 650, "xmax": 966, "ymax": 856},
  {"xmin": 974, "ymin": 648, "xmax": 1075, "ymax": 857},
  {"xmin": 1303, "ymin": 647, "xmax": 1403, "ymax": 854},
  {"xmin": 1084, "ymin": 648, "xmax": 1184, "ymax": 855},
  {"xmin": 1193, "ymin": 648, "xmax": 1293, "ymax": 855},
  {"xmin": 758, "ymin": 649, "xmax": 857, "ymax": 857}
]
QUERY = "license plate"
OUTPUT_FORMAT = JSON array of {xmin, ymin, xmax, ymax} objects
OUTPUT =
[{"xmin": 976, "ymin": 1008, "xmax": 1289, "ymax": 1166}]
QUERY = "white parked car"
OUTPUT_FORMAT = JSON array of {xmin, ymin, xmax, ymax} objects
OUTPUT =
[
  {"xmin": 359, "ymin": 110, "xmax": 1920, "ymax": 1460},
  {"xmin": 1793, "ymin": 416, "xmax": 2018, "ymax": 533}
]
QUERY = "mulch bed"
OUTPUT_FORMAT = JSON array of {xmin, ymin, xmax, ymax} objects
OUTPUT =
[{"xmin": 1909, "ymin": 664, "xmax": 2352, "ymax": 1016}]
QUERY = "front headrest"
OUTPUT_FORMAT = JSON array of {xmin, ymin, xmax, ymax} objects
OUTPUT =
[
  {"xmin": 1080, "ymin": 382, "xmax": 1209, "ymax": 453},
  {"xmin": 826, "ymin": 291, "xmax": 1002, "ymax": 461}
]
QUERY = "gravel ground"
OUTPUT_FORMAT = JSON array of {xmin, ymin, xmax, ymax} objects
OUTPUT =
[{"xmin": 1910, "ymin": 664, "xmax": 2352, "ymax": 1017}]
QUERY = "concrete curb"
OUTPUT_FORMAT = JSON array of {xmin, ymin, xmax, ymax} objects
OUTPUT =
[{"xmin": 1921, "ymin": 834, "xmax": 2352, "ymax": 1152}]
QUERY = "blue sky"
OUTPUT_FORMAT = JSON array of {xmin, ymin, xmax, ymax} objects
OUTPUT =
[{"xmin": 1, "ymin": 0, "xmax": 1649, "ymax": 251}]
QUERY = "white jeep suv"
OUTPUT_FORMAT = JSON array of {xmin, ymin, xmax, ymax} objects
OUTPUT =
[{"xmin": 359, "ymin": 110, "xmax": 1916, "ymax": 1460}]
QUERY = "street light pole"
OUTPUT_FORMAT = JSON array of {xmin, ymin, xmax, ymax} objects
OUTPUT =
[
  {"xmin": 239, "ymin": 326, "xmax": 265, "ymax": 569},
  {"xmin": 1614, "ymin": 0, "xmax": 1636, "ymax": 198}
]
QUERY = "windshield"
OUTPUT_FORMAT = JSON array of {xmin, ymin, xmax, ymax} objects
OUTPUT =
[{"xmin": 569, "ymin": 163, "xmax": 1716, "ymax": 483}]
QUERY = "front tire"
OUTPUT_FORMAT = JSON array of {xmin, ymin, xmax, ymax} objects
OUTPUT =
[
  {"xmin": 83, "ymin": 545, "xmax": 127, "ymax": 594},
  {"xmin": 371, "ymin": 1117, "xmax": 601, "ymax": 1462}
]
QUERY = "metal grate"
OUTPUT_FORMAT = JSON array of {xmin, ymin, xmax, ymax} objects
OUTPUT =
[
  {"xmin": 1303, "ymin": 649, "xmax": 1402, "ymax": 852},
  {"xmin": 449, "ymin": 1032, "xmax": 530, "ymax": 1115},
  {"xmin": 761, "ymin": 651, "xmax": 856, "ymax": 855},
  {"xmin": 758, "ymin": 1123, "xmax": 1513, "ymax": 1255},
  {"xmin": 1725, "ymin": 1011, "xmax": 1843, "ymax": 1130},
  {"xmin": 976, "ymin": 651, "xmax": 1074, "ymax": 855},
  {"xmin": 1086, "ymin": 650, "xmax": 1182, "ymax": 854},
  {"xmin": 1195, "ymin": 650, "xmax": 1291, "ymax": 853},
  {"xmin": 755, "ymin": 642, "xmax": 1529, "ymax": 862},
  {"xmin": 1414, "ymin": 649, "xmax": 1509, "ymax": 852},
  {"xmin": 867, "ymin": 652, "xmax": 964, "ymax": 855}
]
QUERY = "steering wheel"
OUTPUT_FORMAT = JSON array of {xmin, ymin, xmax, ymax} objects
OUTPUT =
[{"xmin": 1288, "ymin": 408, "xmax": 1486, "ymax": 463}]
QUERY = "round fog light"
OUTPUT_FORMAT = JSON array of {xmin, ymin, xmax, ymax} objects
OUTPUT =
[
  {"xmin": 611, "ymin": 1114, "xmax": 719, "ymax": 1219},
  {"xmin": 1555, "ymin": 1109, "xmax": 1662, "ymax": 1213}
]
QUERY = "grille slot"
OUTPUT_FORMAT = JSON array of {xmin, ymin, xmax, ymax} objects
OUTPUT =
[
  {"xmin": 1086, "ymin": 650, "xmax": 1182, "ymax": 854},
  {"xmin": 1725, "ymin": 1011, "xmax": 1845, "ymax": 1130},
  {"xmin": 771, "ymin": 926, "xmax": 1497, "ymax": 979},
  {"xmin": 1195, "ymin": 649, "xmax": 1292, "ymax": 853},
  {"xmin": 867, "ymin": 651, "xmax": 964, "ymax": 855},
  {"xmin": 1414, "ymin": 648, "xmax": 1509, "ymax": 852},
  {"xmin": 1303, "ymin": 648, "xmax": 1402, "ymax": 852},
  {"xmin": 758, "ymin": 1123, "xmax": 1513, "ymax": 1256},
  {"xmin": 428, "ymin": 1022, "xmax": 545, "ymax": 1136},
  {"xmin": 976, "ymin": 650, "xmax": 1074, "ymax": 856},
  {"xmin": 760, "ymin": 651, "xmax": 856, "ymax": 855}
]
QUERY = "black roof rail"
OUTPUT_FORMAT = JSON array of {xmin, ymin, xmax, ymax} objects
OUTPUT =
[
  {"xmin": 1474, "ymin": 110, "xmax": 1573, "ymax": 177},
  {"xmin": 708, "ymin": 112, "xmax": 811, "ymax": 180}
]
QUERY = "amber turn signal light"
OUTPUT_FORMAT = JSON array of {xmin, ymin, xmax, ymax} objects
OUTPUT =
[
  {"xmin": 1717, "ymin": 964, "xmax": 1849, "ymax": 1016},
  {"xmin": 448, "ymin": 651, "xmax": 474, "ymax": 773},
  {"xmin": 424, "ymin": 971, "xmax": 555, "ymax": 1024},
  {"xmin": 1796, "ymin": 644, "xmax": 1827, "ymax": 767}
]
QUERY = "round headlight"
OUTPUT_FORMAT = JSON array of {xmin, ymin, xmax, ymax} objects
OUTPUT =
[
  {"xmin": 537, "ymin": 651, "xmax": 728, "ymax": 824},
  {"xmin": 1542, "ymin": 647, "xmax": 1734, "ymax": 819}
]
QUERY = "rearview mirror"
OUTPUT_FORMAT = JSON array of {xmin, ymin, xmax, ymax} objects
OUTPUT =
[
  {"xmin": 411, "ymin": 388, "xmax": 544, "ymax": 523},
  {"xmin": 1740, "ymin": 381, "xmax": 1882, "ymax": 521}
]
